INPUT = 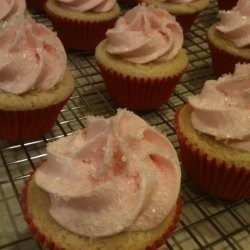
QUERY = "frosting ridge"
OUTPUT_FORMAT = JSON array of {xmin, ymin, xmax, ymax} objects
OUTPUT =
[
  {"xmin": 0, "ymin": 16, "xmax": 66, "ymax": 94},
  {"xmin": 189, "ymin": 63, "xmax": 250, "ymax": 152},
  {"xmin": 35, "ymin": 109, "xmax": 181, "ymax": 237},
  {"xmin": 56, "ymin": 0, "xmax": 116, "ymax": 13},
  {"xmin": 216, "ymin": 0, "xmax": 250, "ymax": 48},
  {"xmin": 0, "ymin": 0, "xmax": 26, "ymax": 21},
  {"xmin": 106, "ymin": 4, "xmax": 183, "ymax": 64}
]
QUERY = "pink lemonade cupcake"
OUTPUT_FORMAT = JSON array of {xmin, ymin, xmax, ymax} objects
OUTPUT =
[
  {"xmin": 216, "ymin": 0, "xmax": 238, "ymax": 10},
  {"xmin": 138, "ymin": 0, "xmax": 209, "ymax": 32},
  {"xmin": 44, "ymin": 0, "xmax": 121, "ymax": 50},
  {"xmin": 0, "ymin": 0, "xmax": 26, "ymax": 21},
  {"xmin": 26, "ymin": 0, "xmax": 47, "ymax": 11},
  {"xmin": 95, "ymin": 4, "xmax": 188, "ymax": 111},
  {"xmin": 207, "ymin": 0, "xmax": 250, "ymax": 76},
  {"xmin": 175, "ymin": 63, "xmax": 250, "ymax": 200},
  {"xmin": 22, "ymin": 109, "xmax": 182, "ymax": 250},
  {"xmin": 0, "ymin": 16, "xmax": 74, "ymax": 142}
]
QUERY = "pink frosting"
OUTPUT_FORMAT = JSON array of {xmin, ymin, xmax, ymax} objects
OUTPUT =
[
  {"xmin": 106, "ymin": 4, "xmax": 183, "ymax": 64},
  {"xmin": 56, "ymin": 0, "xmax": 116, "ymax": 13},
  {"xmin": 189, "ymin": 63, "xmax": 250, "ymax": 152},
  {"xmin": 0, "ymin": 0, "xmax": 26, "ymax": 21},
  {"xmin": 216, "ymin": 0, "xmax": 250, "ymax": 48},
  {"xmin": 0, "ymin": 16, "xmax": 66, "ymax": 95},
  {"xmin": 35, "ymin": 109, "xmax": 181, "ymax": 237}
]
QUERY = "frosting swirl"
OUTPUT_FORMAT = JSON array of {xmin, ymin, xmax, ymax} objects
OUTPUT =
[
  {"xmin": 0, "ymin": 16, "xmax": 66, "ymax": 95},
  {"xmin": 106, "ymin": 4, "xmax": 183, "ymax": 64},
  {"xmin": 35, "ymin": 109, "xmax": 181, "ymax": 237},
  {"xmin": 216, "ymin": 0, "xmax": 250, "ymax": 48},
  {"xmin": 56, "ymin": 0, "xmax": 116, "ymax": 13},
  {"xmin": 189, "ymin": 63, "xmax": 250, "ymax": 152},
  {"xmin": 0, "ymin": 0, "xmax": 26, "ymax": 21}
]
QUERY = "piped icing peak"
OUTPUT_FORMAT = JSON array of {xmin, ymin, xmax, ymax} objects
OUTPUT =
[
  {"xmin": 216, "ymin": 0, "xmax": 250, "ymax": 48},
  {"xmin": 189, "ymin": 63, "xmax": 250, "ymax": 152},
  {"xmin": 35, "ymin": 109, "xmax": 181, "ymax": 237},
  {"xmin": 0, "ymin": 0, "xmax": 26, "ymax": 21},
  {"xmin": 106, "ymin": 4, "xmax": 183, "ymax": 64},
  {"xmin": 0, "ymin": 16, "xmax": 66, "ymax": 95},
  {"xmin": 56, "ymin": 0, "xmax": 116, "ymax": 13}
]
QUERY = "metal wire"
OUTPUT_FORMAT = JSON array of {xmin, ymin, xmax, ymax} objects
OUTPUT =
[{"xmin": 0, "ymin": 1, "xmax": 249, "ymax": 249}]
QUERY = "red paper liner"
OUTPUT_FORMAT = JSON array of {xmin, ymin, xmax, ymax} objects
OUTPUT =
[
  {"xmin": 22, "ymin": 172, "xmax": 182, "ymax": 250},
  {"xmin": 45, "ymin": 4, "xmax": 118, "ymax": 50},
  {"xmin": 97, "ymin": 61, "xmax": 186, "ymax": 111},
  {"xmin": 174, "ymin": 107, "xmax": 250, "ymax": 200},
  {"xmin": 0, "ymin": 96, "xmax": 71, "ymax": 142},
  {"xmin": 175, "ymin": 12, "xmax": 199, "ymax": 33},
  {"xmin": 216, "ymin": 0, "xmax": 238, "ymax": 10},
  {"xmin": 117, "ymin": 0, "xmax": 138, "ymax": 4},
  {"xmin": 26, "ymin": 0, "xmax": 46, "ymax": 11},
  {"xmin": 207, "ymin": 35, "xmax": 250, "ymax": 76}
]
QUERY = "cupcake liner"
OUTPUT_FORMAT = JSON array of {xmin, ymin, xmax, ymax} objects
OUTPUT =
[
  {"xmin": 0, "ymin": 96, "xmax": 71, "ymax": 142},
  {"xmin": 22, "ymin": 172, "xmax": 182, "ymax": 250},
  {"xmin": 117, "ymin": 0, "xmax": 137, "ymax": 4},
  {"xmin": 207, "ymin": 36, "xmax": 250, "ymax": 76},
  {"xmin": 26, "ymin": 0, "xmax": 46, "ymax": 11},
  {"xmin": 175, "ymin": 108, "xmax": 250, "ymax": 200},
  {"xmin": 97, "ymin": 62, "xmax": 186, "ymax": 111},
  {"xmin": 217, "ymin": 0, "xmax": 238, "ymax": 10},
  {"xmin": 45, "ymin": 5, "xmax": 118, "ymax": 50},
  {"xmin": 175, "ymin": 13, "xmax": 199, "ymax": 33}
]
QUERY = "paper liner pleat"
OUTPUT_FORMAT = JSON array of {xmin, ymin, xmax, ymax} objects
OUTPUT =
[
  {"xmin": 97, "ymin": 61, "xmax": 185, "ymax": 111},
  {"xmin": 0, "ymin": 96, "xmax": 70, "ymax": 142},
  {"xmin": 26, "ymin": 0, "xmax": 46, "ymax": 11},
  {"xmin": 207, "ymin": 36, "xmax": 250, "ymax": 76},
  {"xmin": 175, "ymin": 13, "xmax": 199, "ymax": 33},
  {"xmin": 45, "ymin": 6, "xmax": 118, "ymax": 50},
  {"xmin": 174, "ymin": 108, "xmax": 250, "ymax": 200},
  {"xmin": 21, "ymin": 172, "xmax": 182, "ymax": 250},
  {"xmin": 216, "ymin": 0, "xmax": 238, "ymax": 10}
]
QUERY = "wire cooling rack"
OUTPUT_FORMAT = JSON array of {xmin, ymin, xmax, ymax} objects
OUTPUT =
[{"xmin": 0, "ymin": 1, "xmax": 249, "ymax": 249}]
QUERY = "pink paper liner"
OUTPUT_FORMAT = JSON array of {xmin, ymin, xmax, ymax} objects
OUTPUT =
[
  {"xmin": 216, "ymin": 0, "xmax": 238, "ymax": 10},
  {"xmin": 174, "ymin": 107, "xmax": 250, "ymax": 200},
  {"xmin": 45, "ymin": 4, "xmax": 118, "ymax": 50},
  {"xmin": 175, "ymin": 12, "xmax": 199, "ymax": 33},
  {"xmin": 97, "ymin": 61, "xmax": 186, "ymax": 111},
  {"xmin": 207, "ymin": 35, "xmax": 250, "ymax": 76},
  {"xmin": 21, "ymin": 171, "xmax": 182, "ymax": 250},
  {"xmin": 0, "ymin": 95, "xmax": 71, "ymax": 142},
  {"xmin": 26, "ymin": 0, "xmax": 46, "ymax": 11}
]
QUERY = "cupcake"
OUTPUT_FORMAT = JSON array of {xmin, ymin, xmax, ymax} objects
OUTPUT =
[
  {"xmin": 44, "ymin": 0, "xmax": 121, "ymax": 50},
  {"xmin": 22, "ymin": 109, "xmax": 182, "ymax": 250},
  {"xmin": 207, "ymin": 0, "xmax": 250, "ymax": 76},
  {"xmin": 216, "ymin": 0, "xmax": 238, "ymax": 10},
  {"xmin": 26, "ymin": 0, "xmax": 46, "ymax": 12},
  {"xmin": 118, "ymin": 0, "xmax": 137, "ymax": 5},
  {"xmin": 138, "ymin": 0, "xmax": 209, "ymax": 32},
  {"xmin": 95, "ymin": 4, "xmax": 188, "ymax": 111},
  {"xmin": 0, "ymin": 16, "xmax": 74, "ymax": 142},
  {"xmin": 175, "ymin": 63, "xmax": 250, "ymax": 200},
  {"xmin": 0, "ymin": 0, "xmax": 26, "ymax": 21}
]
